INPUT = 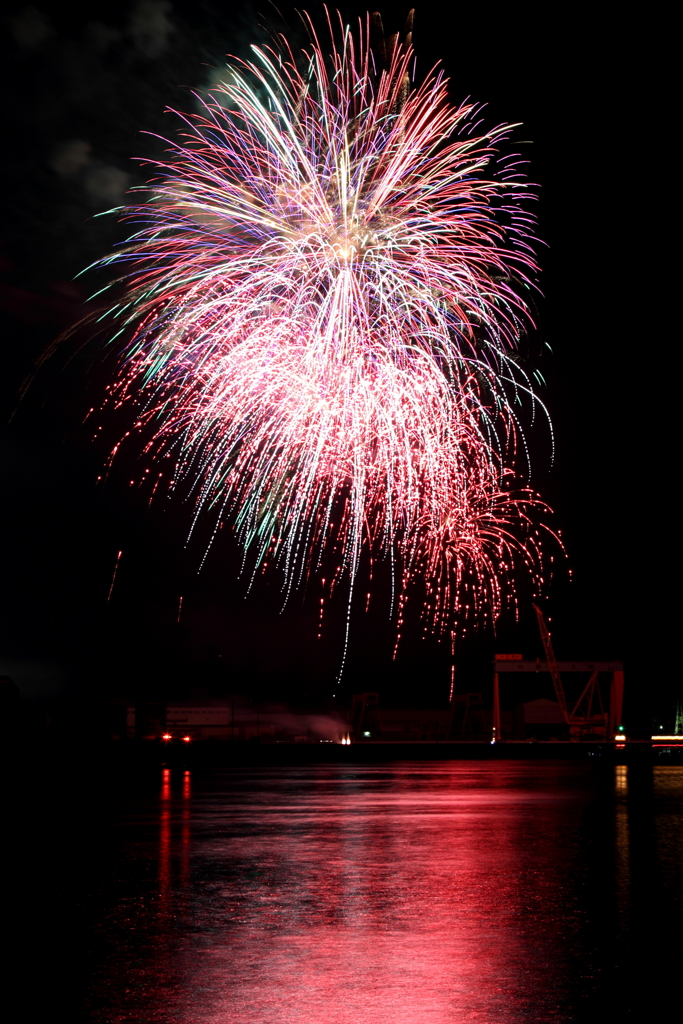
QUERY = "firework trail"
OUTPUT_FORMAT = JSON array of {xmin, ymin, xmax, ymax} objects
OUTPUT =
[
  {"xmin": 107, "ymin": 549, "xmax": 123, "ymax": 602},
  {"xmin": 95, "ymin": 10, "xmax": 555, "ymax": 659}
]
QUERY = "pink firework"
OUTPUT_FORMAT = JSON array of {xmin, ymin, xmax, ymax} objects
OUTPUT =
[{"xmin": 97, "ymin": 11, "xmax": 555, "ymax": 651}]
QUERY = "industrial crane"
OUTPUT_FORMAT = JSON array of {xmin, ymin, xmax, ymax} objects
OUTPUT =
[{"xmin": 532, "ymin": 604, "xmax": 608, "ymax": 739}]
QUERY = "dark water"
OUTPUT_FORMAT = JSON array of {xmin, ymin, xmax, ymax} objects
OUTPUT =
[{"xmin": 16, "ymin": 761, "xmax": 683, "ymax": 1021}]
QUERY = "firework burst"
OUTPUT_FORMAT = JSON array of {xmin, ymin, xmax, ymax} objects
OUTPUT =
[{"xmin": 95, "ymin": 10, "xmax": 556, "ymax": 659}]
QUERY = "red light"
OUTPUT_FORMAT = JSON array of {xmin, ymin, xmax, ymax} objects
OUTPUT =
[
  {"xmin": 162, "ymin": 733, "xmax": 172, "ymax": 741},
  {"xmin": 182, "ymin": 735, "xmax": 191, "ymax": 743}
]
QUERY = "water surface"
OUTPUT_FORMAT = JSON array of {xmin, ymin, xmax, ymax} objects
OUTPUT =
[{"xmin": 21, "ymin": 761, "xmax": 683, "ymax": 1021}]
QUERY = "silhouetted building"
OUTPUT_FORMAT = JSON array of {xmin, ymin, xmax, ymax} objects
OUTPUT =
[
  {"xmin": 351, "ymin": 692, "xmax": 487, "ymax": 741},
  {"xmin": 120, "ymin": 699, "xmax": 346, "ymax": 743},
  {"xmin": 518, "ymin": 698, "xmax": 567, "ymax": 740}
]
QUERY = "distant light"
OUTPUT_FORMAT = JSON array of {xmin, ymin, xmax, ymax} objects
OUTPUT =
[
  {"xmin": 182, "ymin": 735, "xmax": 191, "ymax": 743},
  {"xmin": 651, "ymin": 735, "xmax": 682, "ymax": 741},
  {"xmin": 162, "ymin": 733, "xmax": 172, "ymax": 741},
  {"xmin": 614, "ymin": 734, "xmax": 626, "ymax": 742},
  {"xmin": 363, "ymin": 731, "xmax": 371, "ymax": 737}
]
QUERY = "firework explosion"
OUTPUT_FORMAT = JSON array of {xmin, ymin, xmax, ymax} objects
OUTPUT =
[{"xmin": 96, "ymin": 11, "xmax": 555, "ymax": 662}]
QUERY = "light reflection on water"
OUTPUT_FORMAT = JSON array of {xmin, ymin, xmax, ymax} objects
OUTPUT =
[{"xmin": 81, "ymin": 762, "xmax": 682, "ymax": 1023}]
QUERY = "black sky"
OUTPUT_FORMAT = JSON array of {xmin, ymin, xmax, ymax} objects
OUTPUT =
[{"xmin": 0, "ymin": 2, "xmax": 666, "ymax": 728}]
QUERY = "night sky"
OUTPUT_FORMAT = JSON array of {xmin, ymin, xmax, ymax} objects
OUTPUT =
[{"xmin": 0, "ymin": 3, "xmax": 664, "ymax": 728}]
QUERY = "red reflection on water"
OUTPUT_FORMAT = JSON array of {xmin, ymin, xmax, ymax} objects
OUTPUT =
[
  {"xmin": 180, "ymin": 771, "xmax": 191, "ymax": 886},
  {"xmin": 159, "ymin": 769, "xmax": 193, "ymax": 898},
  {"xmin": 159, "ymin": 768, "xmax": 171, "ymax": 898},
  {"xmin": 161, "ymin": 764, "xmax": 582, "ymax": 1024}
]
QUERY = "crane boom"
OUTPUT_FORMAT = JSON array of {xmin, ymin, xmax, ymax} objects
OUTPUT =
[{"xmin": 532, "ymin": 604, "xmax": 569, "ymax": 722}]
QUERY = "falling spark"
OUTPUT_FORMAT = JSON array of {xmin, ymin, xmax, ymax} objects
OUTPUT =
[{"xmin": 107, "ymin": 550, "xmax": 123, "ymax": 602}]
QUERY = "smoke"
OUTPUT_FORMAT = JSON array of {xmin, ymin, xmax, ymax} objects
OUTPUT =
[
  {"xmin": 5, "ymin": 2, "xmax": 271, "ymax": 285},
  {"xmin": 128, "ymin": 0, "xmax": 175, "ymax": 58},
  {"xmin": 83, "ymin": 164, "xmax": 130, "ymax": 207},
  {"xmin": 85, "ymin": 20, "xmax": 122, "ymax": 51},
  {"xmin": 8, "ymin": 6, "xmax": 53, "ymax": 49},
  {"xmin": 49, "ymin": 139, "xmax": 92, "ymax": 177},
  {"xmin": 49, "ymin": 139, "xmax": 130, "ymax": 209}
]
